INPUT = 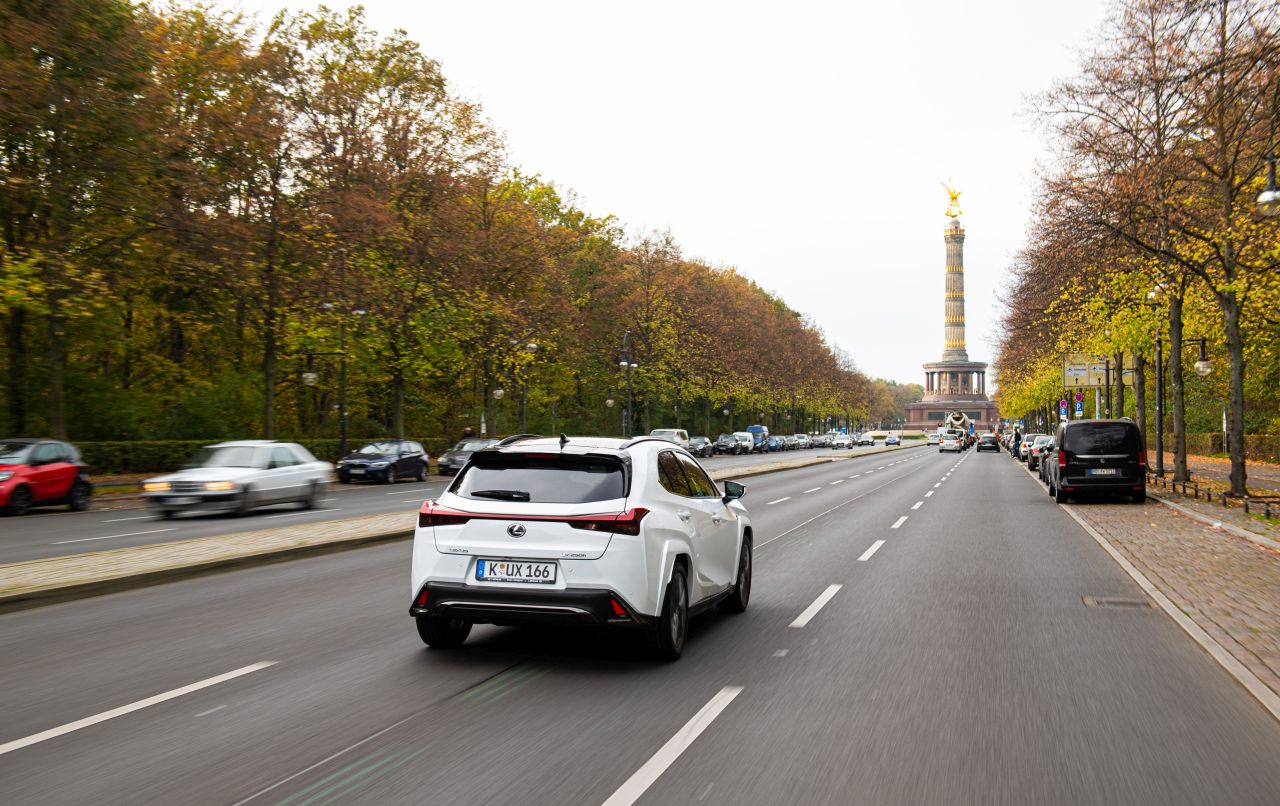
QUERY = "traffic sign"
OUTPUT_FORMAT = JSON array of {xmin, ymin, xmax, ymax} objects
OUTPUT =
[
  {"xmin": 1075, "ymin": 400, "xmax": 1084, "ymax": 417},
  {"xmin": 1075, "ymin": 390, "xmax": 1083, "ymax": 402}
]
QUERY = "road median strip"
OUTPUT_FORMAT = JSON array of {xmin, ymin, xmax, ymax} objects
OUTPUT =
[{"xmin": 0, "ymin": 444, "xmax": 927, "ymax": 613}]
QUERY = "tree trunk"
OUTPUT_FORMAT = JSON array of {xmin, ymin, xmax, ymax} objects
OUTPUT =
[
  {"xmin": 46, "ymin": 310, "xmax": 67, "ymax": 439},
  {"xmin": 1220, "ymin": 291, "xmax": 1247, "ymax": 496},
  {"xmin": 392, "ymin": 367, "xmax": 405, "ymax": 440},
  {"xmin": 1132, "ymin": 354, "xmax": 1146, "ymax": 446},
  {"xmin": 1169, "ymin": 292, "xmax": 1189, "ymax": 482},
  {"xmin": 1114, "ymin": 351, "xmax": 1125, "ymax": 418},
  {"xmin": 5, "ymin": 309, "xmax": 26, "ymax": 434}
]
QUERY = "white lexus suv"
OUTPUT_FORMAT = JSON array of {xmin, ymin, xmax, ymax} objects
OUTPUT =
[{"xmin": 409, "ymin": 436, "xmax": 753, "ymax": 660}]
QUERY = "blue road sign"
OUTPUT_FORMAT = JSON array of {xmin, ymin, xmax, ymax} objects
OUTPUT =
[{"xmin": 1075, "ymin": 400, "xmax": 1084, "ymax": 417}]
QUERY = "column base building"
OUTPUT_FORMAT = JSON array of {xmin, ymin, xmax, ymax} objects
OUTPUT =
[{"xmin": 903, "ymin": 215, "xmax": 1000, "ymax": 433}]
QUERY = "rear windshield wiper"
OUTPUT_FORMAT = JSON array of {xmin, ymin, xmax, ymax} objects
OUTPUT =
[{"xmin": 469, "ymin": 489, "xmax": 532, "ymax": 501}]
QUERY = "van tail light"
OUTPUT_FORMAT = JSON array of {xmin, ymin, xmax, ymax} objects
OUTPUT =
[
  {"xmin": 568, "ymin": 508, "xmax": 649, "ymax": 536},
  {"xmin": 1058, "ymin": 450, "xmax": 1067, "ymax": 469},
  {"xmin": 414, "ymin": 585, "xmax": 431, "ymax": 607},
  {"xmin": 418, "ymin": 500, "xmax": 471, "ymax": 528},
  {"xmin": 1138, "ymin": 449, "xmax": 1147, "ymax": 469},
  {"xmin": 609, "ymin": 597, "xmax": 629, "ymax": 618}
]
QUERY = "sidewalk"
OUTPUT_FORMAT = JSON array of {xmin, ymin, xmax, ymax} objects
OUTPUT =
[
  {"xmin": 1067, "ymin": 496, "xmax": 1280, "ymax": 716},
  {"xmin": 1154, "ymin": 450, "xmax": 1280, "ymax": 493}
]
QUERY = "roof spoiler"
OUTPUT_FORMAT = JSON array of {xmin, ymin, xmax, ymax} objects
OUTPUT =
[{"xmin": 496, "ymin": 434, "xmax": 541, "ymax": 446}]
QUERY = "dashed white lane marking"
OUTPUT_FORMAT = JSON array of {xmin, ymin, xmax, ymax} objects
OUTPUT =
[
  {"xmin": 925, "ymin": 490, "xmax": 934, "ymax": 497},
  {"xmin": 0, "ymin": 662, "xmax": 276, "ymax": 756},
  {"xmin": 766, "ymin": 497, "xmax": 791, "ymax": 505},
  {"xmin": 849, "ymin": 474, "xmax": 861, "ymax": 478},
  {"xmin": 600, "ymin": 686, "xmax": 744, "ymax": 806},
  {"xmin": 878, "ymin": 466, "xmax": 886, "ymax": 470},
  {"xmin": 933, "ymin": 482, "xmax": 941, "ymax": 488},
  {"xmin": 263, "ymin": 508, "xmax": 342, "ymax": 519},
  {"xmin": 196, "ymin": 705, "xmax": 227, "ymax": 717},
  {"xmin": 803, "ymin": 487, "xmax": 821, "ymax": 494},
  {"xmin": 911, "ymin": 501, "xmax": 923, "ymax": 510},
  {"xmin": 772, "ymin": 649, "xmax": 790, "ymax": 658},
  {"xmin": 865, "ymin": 470, "xmax": 874, "ymax": 475},
  {"xmin": 858, "ymin": 540, "xmax": 886, "ymax": 561},
  {"xmin": 891, "ymin": 516, "xmax": 908, "ymax": 529},
  {"xmin": 790, "ymin": 584, "xmax": 843, "ymax": 628},
  {"xmin": 383, "ymin": 487, "xmax": 437, "ymax": 495},
  {"xmin": 54, "ymin": 528, "xmax": 175, "ymax": 545},
  {"xmin": 830, "ymin": 480, "xmax": 843, "ymax": 485},
  {"xmin": 100, "ymin": 515, "xmax": 151, "ymax": 523}
]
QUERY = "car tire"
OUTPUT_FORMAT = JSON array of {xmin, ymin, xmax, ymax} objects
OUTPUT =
[
  {"xmin": 68, "ymin": 480, "xmax": 92, "ymax": 511},
  {"xmin": 720, "ymin": 539, "xmax": 752, "ymax": 614},
  {"xmin": 1053, "ymin": 484, "xmax": 1068, "ymax": 504},
  {"xmin": 1132, "ymin": 491, "xmax": 1146, "ymax": 504},
  {"xmin": 649, "ymin": 565, "xmax": 689, "ymax": 662},
  {"xmin": 6, "ymin": 485, "xmax": 33, "ymax": 516},
  {"xmin": 235, "ymin": 486, "xmax": 254, "ymax": 516},
  {"xmin": 337, "ymin": 475, "xmax": 350, "ymax": 484},
  {"xmin": 416, "ymin": 616, "xmax": 472, "ymax": 648},
  {"xmin": 157, "ymin": 509, "xmax": 175, "ymax": 520},
  {"xmin": 384, "ymin": 466, "xmax": 397, "ymax": 485},
  {"xmin": 302, "ymin": 482, "xmax": 320, "ymax": 509},
  {"xmin": 415, "ymin": 462, "xmax": 427, "ymax": 482}
]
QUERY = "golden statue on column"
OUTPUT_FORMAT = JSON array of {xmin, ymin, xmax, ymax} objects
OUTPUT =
[{"xmin": 942, "ymin": 181, "xmax": 962, "ymax": 219}]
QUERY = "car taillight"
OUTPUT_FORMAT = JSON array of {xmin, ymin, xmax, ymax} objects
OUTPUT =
[
  {"xmin": 1138, "ymin": 449, "xmax": 1147, "ymax": 468},
  {"xmin": 414, "ymin": 585, "xmax": 430, "ymax": 606},
  {"xmin": 568, "ymin": 508, "xmax": 650, "ymax": 536},
  {"xmin": 1058, "ymin": 450, "xmax": 1067, "ymax": 468},
  {"xmin": 418, "ymin": 500, "xmax": 471, "ymax": 528}
]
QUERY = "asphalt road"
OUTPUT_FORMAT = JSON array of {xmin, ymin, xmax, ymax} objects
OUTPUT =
[
  {"xmin": 0, "ymin": 444, "xmax": 910, "ymax": 564},
  {"xmin": 3, "ymin": 447, "xmax": 1279, "ymax": 804}
]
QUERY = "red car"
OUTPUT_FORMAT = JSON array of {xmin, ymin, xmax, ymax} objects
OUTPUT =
[{"xmin": 0, "ymin": 439, "xmax": 93, "ymax": 515}]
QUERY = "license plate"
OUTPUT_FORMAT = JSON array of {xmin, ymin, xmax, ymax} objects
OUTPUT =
[
  {"xmin": 166, "ymin": 497, "xmax": 198, "ymax": 505},
  {"xmin": 1088, "ymin": 468, "xmax": 1118, "ymax": 476},
  {"xmin": 349, "ymin": 467, "xmax": 366, "ymax": 474},
  {"xmin": 476, "ymin": 559, "xmax": 557, "ymax": 584}
]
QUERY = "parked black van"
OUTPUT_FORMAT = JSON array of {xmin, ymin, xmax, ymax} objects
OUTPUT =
[{"xmin": 1046, "ymin": 419, "xmax": 1146, "ymax": 504}]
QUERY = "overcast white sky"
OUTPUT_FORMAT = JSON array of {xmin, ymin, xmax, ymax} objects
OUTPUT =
[{"xmin": 249, "ymin": 0, "xmax": 1112, "ymax": 384}]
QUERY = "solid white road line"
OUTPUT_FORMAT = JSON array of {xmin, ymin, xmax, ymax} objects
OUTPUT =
[
  {"xmin": 911, "ymin": 501, "xmax": 923, "ymax": 510},
  {"xmin": 600, "ymin": 686, "xmax": 744, "ymax": 806},
  {"xmin": 891, "ymin": 516, "xmax": 908, "ymax": 529},
  {"xmin": 54, "ymin": 528, "xmax": 175, "ymax": 545},
  {"xmin": 264, "ymin": 508, "xmax": 341, "ymax": 519},
  {"xmin": 803, "ymin": 487, "xmax": 821, "ymax": 494},
  {"xmin": 858, "ymin": 540, "xmax": 886, "ymax": 562},
  {"xmin": 100, "ymin": 515, "xmax": 151, "ymax": 523},
  {"xmin": 789, "ymin": 584, "xmax": 843, "ymax": 628},
  {"xmin": 766, "ymin": 497, "xmax": 791, "ymax": 506},
  {"xmin": 0, "ymin": 662, "xmax": 276, "ymax": 756},
  {"xmin": 925, "ymin": 490, "xmax": 934, "ymax": 497}
]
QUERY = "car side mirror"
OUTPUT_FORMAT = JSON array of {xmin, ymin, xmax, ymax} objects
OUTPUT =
[{"xmin": 722, "ymin": 480, "xmax": 745, "ymax": 502}]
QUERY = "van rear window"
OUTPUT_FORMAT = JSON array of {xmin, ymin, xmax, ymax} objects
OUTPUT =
[
  {"xmin": 451, "ymin": 454, "xmax": 627, "ymax": 504},
  {"xmin": 1064, "ymin": 423, "xmax": 1142, "ymax": 454}
]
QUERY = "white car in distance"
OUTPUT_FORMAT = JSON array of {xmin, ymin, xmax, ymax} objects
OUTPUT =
[
  {"xmin": 409, "ymin": 436, "xmax": 753, "ymax": 660},
  {"xmin": 143, "ymin": 440, "xmax": 332, "ymax": 518}
]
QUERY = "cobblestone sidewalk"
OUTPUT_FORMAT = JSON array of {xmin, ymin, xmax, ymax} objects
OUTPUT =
[{"xmin": 1068, "ymin": 498, "xmax": 1280, "ymax": 700}]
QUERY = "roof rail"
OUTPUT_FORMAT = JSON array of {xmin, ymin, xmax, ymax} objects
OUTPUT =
[
  {"xmin": 496, "ymin": 433, "xmax": 541, "ymax": 446},
  {"xmin": 619, "ymin": 436, "xmax": 668, "ymax": 450}
]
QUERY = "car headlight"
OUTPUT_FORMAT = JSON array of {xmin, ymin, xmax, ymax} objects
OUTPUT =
[
  {"xmin": 336, "ymin": 461, "xmax": 347, "ymax": 467},
  {"xmin": 144, "ymin": 481, "xmax": 171, "ymax": 493},
  {"xmin": 205, "ymin": 481, "xmax": 236, "ymax": 492},
  {"xmin": 0, "ymin": 470, "xmax": 12, "ymax": 482},
  {"xmin": 371, "ymin": 461, "xmax": 389, "ymax": 468}
]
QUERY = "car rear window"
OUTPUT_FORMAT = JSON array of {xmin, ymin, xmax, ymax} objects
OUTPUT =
[
  {"xmin": 452, "ymin": 454, "xmax": 627, "ymax": 504},
  {"xmin": 1064, "ymin": 423, "xmax": 1142, "ymax": 454}
]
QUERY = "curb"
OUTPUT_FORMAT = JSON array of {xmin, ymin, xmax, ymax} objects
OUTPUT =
[
  {"xmin": 0, "ymin": 443, "xmax": 925, "ymax": 614},
  {"xmin": 0, "ymin": 529, "xmax": 414, "ymax": 615},
  {"xmin": 1015, "ymin": 458, "xmax": 1280, "ymax": 723}
]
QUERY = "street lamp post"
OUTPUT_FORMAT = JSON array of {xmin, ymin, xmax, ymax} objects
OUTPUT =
[
  {"xmin": 1258, "ymin": 152, "xmax": 1280, "ymax": 217},
  {"xmin": 519, "ymin": 342, "xmax": 538, "ymax": 432},
  {"xmin": 619, "ymin": 331, "xmax": 637, "ymax": 437}
]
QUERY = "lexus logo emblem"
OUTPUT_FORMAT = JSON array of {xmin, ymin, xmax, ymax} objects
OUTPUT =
[{"xmin": 507, "ymin": 524, "xmax": 526, "ymax": 538}]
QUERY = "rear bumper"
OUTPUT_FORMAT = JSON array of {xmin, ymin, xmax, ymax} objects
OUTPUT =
[
  {"xmin": 1059, "ymin": 476, "xmax": 1144, "ymax": 493},
  {"xmin": 410, "ymin": 582, "xmax": 647, "ymax": 627}
]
